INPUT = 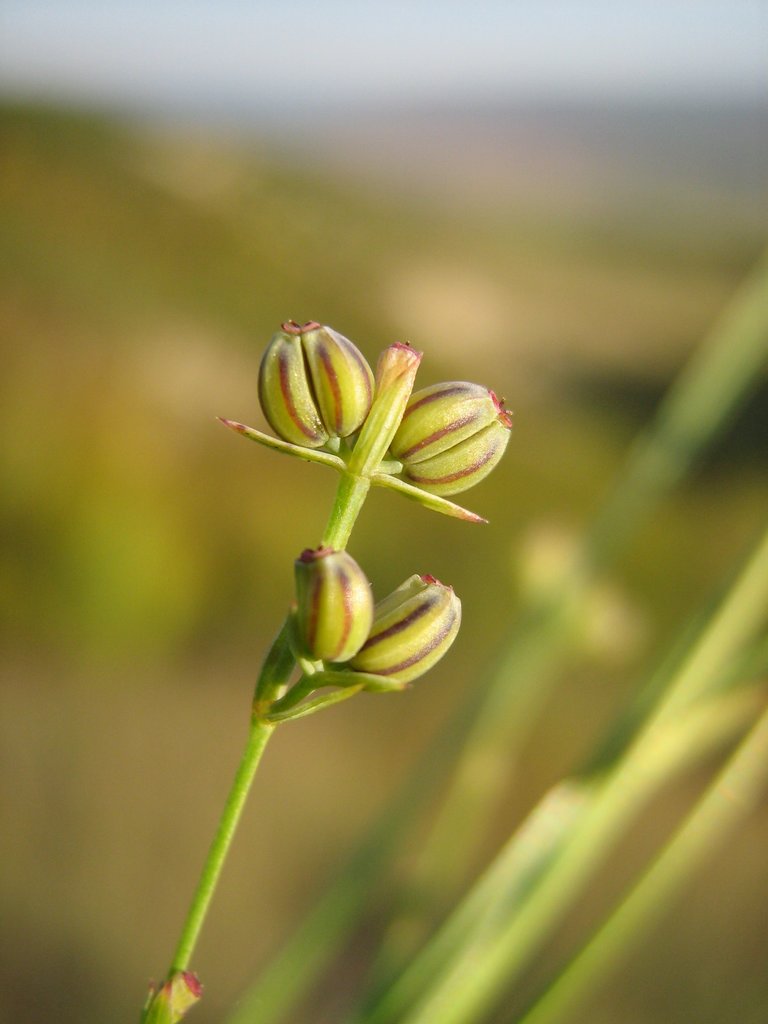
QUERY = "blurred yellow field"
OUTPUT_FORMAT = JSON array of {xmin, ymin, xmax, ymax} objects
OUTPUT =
[{"xmin": 1, "ymin": 97, "xmax": 767, "ymax": 1024}]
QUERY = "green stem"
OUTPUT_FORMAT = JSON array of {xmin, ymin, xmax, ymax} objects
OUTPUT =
[
  {"xmin": 159, "ymin": 396, "xmax": 386, "ymax": 992},
  {"xmin": 322, "ymin": 471, "xmax": 371, "ymax": 549},
  {"xmin": 170, "ymin": 714, "xmax": 275, "ymax": 973},
  {"xmin": 152, "ymin": 341, "xmax": 421, "ymax": 1014}
]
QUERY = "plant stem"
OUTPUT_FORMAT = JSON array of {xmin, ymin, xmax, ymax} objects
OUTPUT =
[
  {"xmin": 170, "ymin": 714, "xmax": 275, "ymax": 973},
  {"xmin": 322, "ymin": 471, "xmax": 370, "ymax": 549},
  {"xmin": 147, "ymin": 341, "xmax": 424, "ymax": 1019},
  {"xmin": 158, "ymin": 384, "xmax": 388, "ymax": 991}
]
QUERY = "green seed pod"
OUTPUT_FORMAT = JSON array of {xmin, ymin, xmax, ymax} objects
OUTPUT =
[
  {"xmin": 294, "ymin": 547, "xmax": 374, "ymax": 663},
  {"xmin": 258, "ymin": 321, "xmax": 373, "ymax": 448},
  {"xmin": 301, "ymin": 323, "xmax": 375, "ymax": 438},
  {"xmin": 350, "ymin": 574, "xmax": 461, "ymax": 683},
  {"xmin": 390, "ymin": 381, "xmax": 512, "ymax": 495}
]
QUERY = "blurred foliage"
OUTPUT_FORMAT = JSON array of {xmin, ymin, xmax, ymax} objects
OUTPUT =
[{"xmin": 0, "ymin": 100, "xmax": 766, "ymax": 1023}]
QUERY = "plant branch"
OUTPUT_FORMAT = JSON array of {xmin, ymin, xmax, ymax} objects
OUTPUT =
[{"xmin": 170, "ymin": 715, "xmax": 275, "ymax": 974}]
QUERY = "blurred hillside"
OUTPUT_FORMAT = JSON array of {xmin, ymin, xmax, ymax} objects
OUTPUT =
[
  {"xmin": 1, "ymin": 100, "xmax": 767, "ymax": 1023},
  {"xmin": 3, "ymin": 99, "xmax": 766, "ymax": 662}
]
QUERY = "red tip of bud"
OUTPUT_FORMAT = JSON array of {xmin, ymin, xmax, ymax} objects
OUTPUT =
[
  {"xmin": 490, "ymin": 390, "xmax": 514, "ymax": 429},
  {"xmin": 420, "ymin": 573, "xmax": 441, "ymax": 585},
  {"xmin": 391, "ymin": 341, "xmax": 423, "ymax": 358},
  {"xmin": 298, "ymin": 546, "xmax": 334, "ymax": 563},
  {"xmin": 281, "ymin": 320, "xmax": 322, "ymax": 334},
  {"xmin": 181, "ymin": 972, "xmax": 203, "ymax": 998}
]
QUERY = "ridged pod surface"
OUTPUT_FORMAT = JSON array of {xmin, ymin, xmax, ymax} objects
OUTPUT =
[
  {"xmin": 390, "ymin": 381, "xmax": 512, "ymax": 495},
  {"xmin": 258, "ymin": 321, "xmax": 373, "ymax": 448},
  {"xmin": 294, "ymin": 547, "xmax": 374, "ymax": 663},
  {"xmin": 350, "ymin": 574, "xmax": 461, "ymax": 683}
]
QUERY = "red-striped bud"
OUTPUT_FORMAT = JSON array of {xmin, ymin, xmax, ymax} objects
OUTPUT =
[
  {"xmin": 294, "ymin": 547, "xmax": 374, "ymax": 663},
  {"xmin": 350, "ymin": 574, "xmax": 461, "ymax": 683},
  {"xmin": 258, "ymin": 321, "xmax": 374, "ymax": 448},
  {"xmin": 389, "ymin": 381, "xmax": 512, "ymax": 495}
]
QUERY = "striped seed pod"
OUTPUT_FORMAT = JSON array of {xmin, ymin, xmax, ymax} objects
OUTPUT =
[
  {"xmin": 294, "ymin": 547, "xmax": 374, "ymax": 663},
  {"xmin": 350, "ymin": 574, "xmax": 461, "ymax": 683},
  {"xmin": 258, "ymin": 321, "xmax": 374, "ymax": 448},
  {"xmin": 389, "ymin": 381, "xmax": 512, "ymax": 495}
]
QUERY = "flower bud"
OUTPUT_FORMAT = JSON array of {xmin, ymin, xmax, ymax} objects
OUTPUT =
[
  {"xmin": 389, "ymin": 381, "xmax": 512, "ymax": 495},
  {"xmin": 350, "ymin": 574, "xmax": 461, "ymax": 683},
  {"xmin": 258, "ymin": 321, "xmax": 374, "ymax": 448},
  {"xmin": 142, "ymin": 972, "xmax": 202, "ymax": 1024},
  {"xmin": 294, "ymin": 547, "xmax": 374, "ymax": 663},
  {"xmin": 301, "ymin": 323, "xmax": 375, "ymax": 438}
]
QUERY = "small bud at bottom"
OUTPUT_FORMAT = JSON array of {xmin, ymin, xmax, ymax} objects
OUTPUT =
[{"xmin": 142, "ymin": 972, "xmax": 202, "ymax": 1024}]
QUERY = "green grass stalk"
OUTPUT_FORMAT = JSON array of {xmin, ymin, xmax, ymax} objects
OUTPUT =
[
  {"xmin": 359, "ymin": 686, "xmax": 762, "ymax": 1024},
  {"xmin": 224, "ymin": 702, "xmax": 473, "ymax": 1024},
  {"xmin": 409, "ymin": 250, "xmax": 768, "ymax": 894},
  {"xmin": 322, "ymin": 471, "xmax": 371, "ymax": 549},
  {"xmin": 518, "ymin": 700, "xmax": 768, "ymax": 1024},
  {"xmin": 394, "ymin": 523, "xmax": 768, "ymax": 1024}
]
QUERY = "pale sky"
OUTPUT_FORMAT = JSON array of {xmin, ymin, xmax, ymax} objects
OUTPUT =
[{"xmin": 1, "ymin": 1, "xmax": 766, "ymax": 110}]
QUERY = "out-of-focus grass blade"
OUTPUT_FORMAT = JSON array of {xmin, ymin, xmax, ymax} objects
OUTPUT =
[
  {"xmin": 360, "ymin": 685, "xmax": 762, "ymax": 1024},
  {"xmin": 518, "ymin": 699, "xmax": 768, "ymax": 1024},
  {"xmin": 392, "ymin": 523, "xmax": 768, "ymax": 1024},
  {"xmin": 352, "ymin": 782, "xmax": 593, "ymax": 1024},
  {"xmin": 351, "ymin": 782, "xmax": 592, "ymax": 1024},
  {"xmin": 406, "ymin": 250, "xmax": 768, "ymax": 897}
]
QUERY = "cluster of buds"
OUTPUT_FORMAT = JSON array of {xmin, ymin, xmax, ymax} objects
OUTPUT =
[
  {"xmin": 143, "ymin": 323, "xmax": 511, "ymax": 1024},
  {"xmin": 251, "ymin": 320, "xmax": 512, "ymax": 500},
  {"xmin": 292, "ymin": 547, "xmax": 461, "ymax": 687},
  {"xmin": 223, "ymin": 320, "xmax": 511, "ymax": 714}
]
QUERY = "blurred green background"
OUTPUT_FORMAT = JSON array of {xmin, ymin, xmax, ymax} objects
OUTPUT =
[{"xmin": 1, "ymin": 4, "xmax": 767, "ymax": 1022}]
